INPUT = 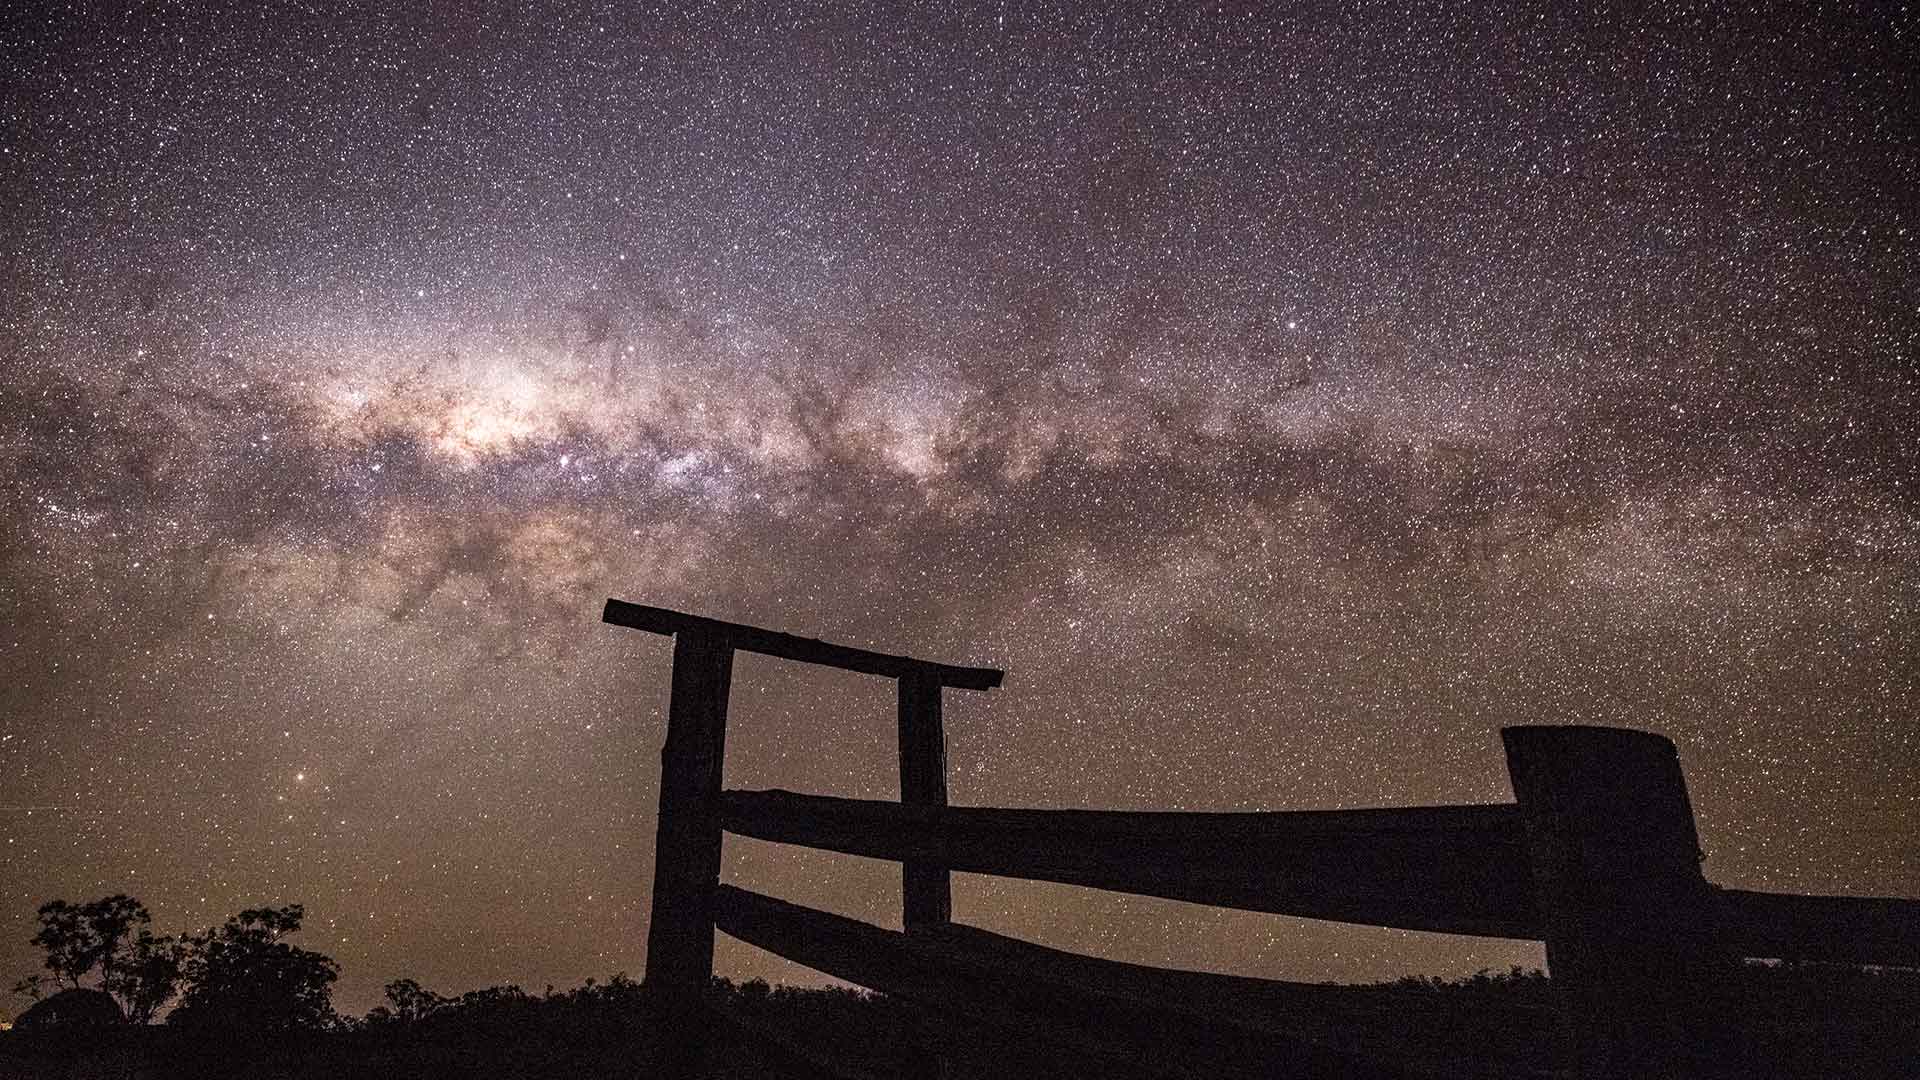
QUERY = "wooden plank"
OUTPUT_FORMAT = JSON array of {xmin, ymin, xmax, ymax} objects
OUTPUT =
[
  {"xmin": 644, "ymin": 632, "xmax": 735, "ymax": 994},
  {"xmin": 719, "ymin": 789, "xmax": 1540, "ymax": 938},
  {"xmin": 1502, "ymin": 724, "xmax": 1717, "ymax": 1080},
  {"xmin": 603, "ymin": 599, "xmax": 1004, "ymax": 690},
  {"xmin": 1715, "ymin": 888, "xmax": 1920, "ymax": 968},
  {"xmin": 712, "ymin": 884, "xmax": 1434, "ymax": 1080},
  {"xmin": 897, "ymin": 672, "xmax": 951, "ymax": 930},
  {"xmin": 642, "ymin": 631, "xmax": 736, "ymax": 1079},
  {"xmin": 919, "ymin": 921, "xmax": 1555, "ymax": 1074}
]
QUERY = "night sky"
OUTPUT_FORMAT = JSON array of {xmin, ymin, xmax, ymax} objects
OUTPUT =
[{"xmin": 3, "ymin": 3, "xmax": 1916, "ymax": 1015}]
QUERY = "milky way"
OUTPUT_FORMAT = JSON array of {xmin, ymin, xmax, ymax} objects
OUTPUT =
[{"xmin": 3, "ymin": 4, "xmax": 1917, "ymax": 1012}]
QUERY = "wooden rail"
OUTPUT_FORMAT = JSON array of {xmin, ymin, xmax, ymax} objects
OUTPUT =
[
  {"xmin": 604, "ymin": 600, "xmax": 1920, "ymax": 1080},
  {"xmin": 603, "ymin": 599, "xmax": 1003, "ymax": 689},
  {"xmin": 1713, "ymin": 888, "xmax": 1920, "ymax": 968},
  {"xmin": 712, "ymin": 884, "xmax": 1434, "ymax": 1080},
  {"xmin": 719, "ymin": 789, "xmax": 1540, "ymax": 938}
]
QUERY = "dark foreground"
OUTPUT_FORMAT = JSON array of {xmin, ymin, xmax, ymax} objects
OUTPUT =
[{"xmin": 3, "ymin": 966, "xmax": 1916, "ymax": 1079}]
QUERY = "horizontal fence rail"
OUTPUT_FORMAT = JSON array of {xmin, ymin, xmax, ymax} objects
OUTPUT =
[
  {"xmin": 603, "ymin": 599, "xmax": 1004, "ymax": 689},
  {"xmin": 713, "ymin": 884, "xmax": 1442, "ymax": 1080},
  {"xmin": 1714, "ymin": 888, "xmax": 1920, "ymax": 968},
  {"xmin": 721, "ymin": 788, "xmax": 1542, "ymax": 939},
  {"xmin": 918, "ymin": 919, "xmax": 1559, "ymax": 1056}
]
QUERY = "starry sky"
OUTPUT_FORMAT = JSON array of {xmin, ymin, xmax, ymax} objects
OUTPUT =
[{"xmin": 3, "ymin": 3, "xmax": 1917, "ymax": 1015}]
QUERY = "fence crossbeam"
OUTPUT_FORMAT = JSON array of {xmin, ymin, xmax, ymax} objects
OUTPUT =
[
  {"xmin": 603, "ymin": 599, "xmax": 1003, "ymax": 689},
  {"xmin": 713, "ymin": 884, "xmax": 1434, "ymax": 1080},
  {"xmin": 1714, "ymin": 888, "xmax": 1920, "ymax": 967},
  {"xmin": 720, "ymin": 788, "xmax": 1541, "ymax": 938}
]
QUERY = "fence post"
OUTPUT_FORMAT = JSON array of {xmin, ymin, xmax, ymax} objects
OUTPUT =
[
  {"xmin": 1501, "ymin": 725, "xmax": 1719, "ymax": 1079},
  {"xmin": 898, "ymin": 671, "xmax": 952, "ymax": 931},
  {"xmin": 645, "ymin": 630, "xmax": 735, "ymax": 1073},
  {"xmin": 899, "ymin": 670, "xmax": 954, "ymax": 1077}
]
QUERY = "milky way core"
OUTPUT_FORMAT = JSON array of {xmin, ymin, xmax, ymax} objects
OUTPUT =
[{"xmin": 3, "ymin": 4, "xmax": 1916, "ymax": 1012}]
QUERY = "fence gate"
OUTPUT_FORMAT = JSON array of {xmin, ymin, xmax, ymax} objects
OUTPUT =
[{"xmin": 604, "ymin": 599, "xmax": 1920, "ymax": 1079}]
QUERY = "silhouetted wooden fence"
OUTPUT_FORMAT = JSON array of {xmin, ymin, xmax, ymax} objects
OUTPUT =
[{"xmin": 604, "ymin": 599, "xmax": 1920, "ymax": 1079}]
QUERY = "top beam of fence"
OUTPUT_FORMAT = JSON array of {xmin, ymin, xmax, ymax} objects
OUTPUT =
[{"xmin": 602, "ymin": 599, "xmax": 1005, "ymax": 690}]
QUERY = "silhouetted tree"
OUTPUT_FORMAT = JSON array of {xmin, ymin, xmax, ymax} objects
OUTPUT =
[
  {"xmin": 25, "ymin": 896, "xmax": 147, "ymax": 988},
  {"xmin": 10, "ymin": 895, "xmax": 182, "ymax": 1022},
  {"xmin": 168, "ymin": 905, "xmax": 339, "ymax": 1032},
  {"xmin": 382, "ymin": 977, "xmax": 449, "ymax": 1022},
  {"xmin": 105, "ymin": 929, "xmax": 185, "ymax": 1024}
]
